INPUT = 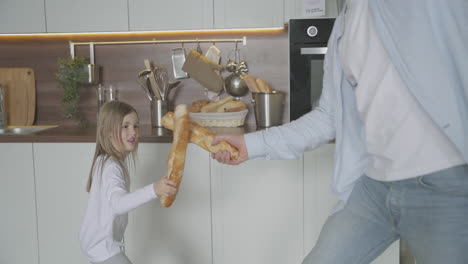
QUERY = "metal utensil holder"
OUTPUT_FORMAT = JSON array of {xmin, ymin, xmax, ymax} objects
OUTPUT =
[{"xmin": 150, "ymin": 99, "xmax": 169, "ymax": 127}]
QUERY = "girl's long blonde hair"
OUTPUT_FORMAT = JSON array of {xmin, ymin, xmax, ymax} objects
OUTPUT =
[{"xmin": 86, "ymin": 101, "xmax": 139, "ymax": 192}]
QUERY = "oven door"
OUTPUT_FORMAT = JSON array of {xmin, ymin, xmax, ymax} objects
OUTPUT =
[{"xmin": 290, "ymin": 46, "xmax": 328, "ymax": 121}]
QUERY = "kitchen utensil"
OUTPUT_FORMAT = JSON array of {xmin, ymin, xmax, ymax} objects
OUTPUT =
[
  {"xmin": 182, "ymin": 49, "xmax": 224, "ymax": 93},
  {"xmin": 154, "ymin": 66, "xmax": 170, "ymax": 101},
  {"xmin": 108, "ymin": 85, "xmax": 117, "ymax": 101},
  {"xmin": 196, "ymin": 41, "xmax": 203, "ymax": 55},
  {"xmin": 203, "ymin": 45, "xmax": 223, "ymax": 100},
  {"xmin": 84, "ymin": 64, "xmax": 100, "ymax": 85},
  {"xmin": 0, "ymin": 68, "xmax": 35, "ymax": 126},
  {"xmin": 0, "ymin": 86, "xmax": 6, "ymax": 128},
  {"xmin": 144, "ymin": 59, "xmax": 162, "ymax": 100},
  {"xmin": 224, "ymin": 72, "xmax": 248, "ymax": 97},
  {"xmin": 168, "ymin": 80, "xmax": 181, "ymax": 90},
  {"xmin": 97, "ymin": 84, "xmax": 105, "ymax": 113},
  {"xmin": 138, "ymin": 69, "xmax": 155, "ymax": 100},
  {"xmin": 165, "ymin": 80, "xmax": 181, "ymax": 100},
  {"xmin": 171, "ymin": 47, "xmax": 189, "ymax": 79},
  {"xmin": 85, "ymin": 43, "xmax": 100, "ymax": 85},
  {"xmin": 204, "ymin": 45, "xmax": 221, "ymax": 64},
  {"xmin": 251, "ymin": 91, "xmax": 285, "ymax": 128},
  {"xmin": 224, "ymin": 47, "xmax": 249, "ymax": 97}
]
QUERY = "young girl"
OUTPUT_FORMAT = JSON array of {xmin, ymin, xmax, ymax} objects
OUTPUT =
[{"xmin": 79, "ymin": 101, "xmax": 178, "ymax": 264}]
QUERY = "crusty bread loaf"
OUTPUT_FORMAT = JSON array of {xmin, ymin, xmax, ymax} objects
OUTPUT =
[
  {"xmin": 190, "ymin": 99, "xmax": 209, "ymax": 113},
  {"xmin": 160, "ymin": 105, "xmax": 190, "ymax": 208},
  {"xmin": 162, "ymin": 112, "xmax": 239, "ymax": 160},
  {"xmin": 242, "ymin": 74, "xmax": 260, "ymax": 93},
  {"xmin": 215, "ymin": 100, "xmax": 247, "ymax": 113},
  {"xmin": 255, "ymin": 78, "xmax": 273, "ymax": 93},
  {"xmin": 200, "ymin": 96, "xmax": 234, "ymax": 113}
]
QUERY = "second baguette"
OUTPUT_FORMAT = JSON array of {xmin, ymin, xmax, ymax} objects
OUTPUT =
[
  {"xmin": 255, "ymin": 78, "xmax": 273, "ymax": 93},
  {"xmin": 200, "ymin": 96, "xmax": 234, "ymax": 113},
  {"xmin": 242, "ymin": 74, "xmax": 260, "ymax": 93},
  {"xmin": 162, "ymin": 112, "xmax": 239, "ymax": 160}
]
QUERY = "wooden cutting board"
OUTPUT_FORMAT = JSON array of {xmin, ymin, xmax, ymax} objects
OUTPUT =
[{"xmin": 0, "ymin": 68, "xmax": 36, "ymax": 126}]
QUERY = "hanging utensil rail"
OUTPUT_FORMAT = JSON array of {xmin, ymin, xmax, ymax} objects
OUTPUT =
[{"xmin": 69, "ymin": 37, "xmax": 247, "ymax": 58}]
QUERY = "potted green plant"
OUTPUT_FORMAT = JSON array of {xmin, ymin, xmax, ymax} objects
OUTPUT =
[{"xmin": 56, "ymin": 56, "xmax": 89, "ymax": 127}]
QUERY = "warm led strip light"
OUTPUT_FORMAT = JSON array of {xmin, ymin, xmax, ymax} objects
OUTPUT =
[{"xmin": 0, "ymin": 27, "xmax": 286, "ymax": 41}]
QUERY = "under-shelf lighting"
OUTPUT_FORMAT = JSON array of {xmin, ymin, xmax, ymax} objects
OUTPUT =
[{"xmin": 0, "ymin": 27, "xmax": 286, "ymax": 42}]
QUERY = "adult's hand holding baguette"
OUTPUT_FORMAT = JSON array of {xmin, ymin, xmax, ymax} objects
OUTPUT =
[{"xmin": 211, "ymin": 134, "xmax": 248, "ymax": 165}]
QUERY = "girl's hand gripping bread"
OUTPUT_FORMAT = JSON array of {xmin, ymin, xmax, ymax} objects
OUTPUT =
[
  {"xmin": 160, "ymin": 105, "xmax": 190, "ymax": 208},
  {"xmin": 162, "ymin": 112, "xmax": 239, "ymax": 160}
]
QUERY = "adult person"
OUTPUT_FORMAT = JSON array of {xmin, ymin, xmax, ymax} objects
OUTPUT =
[{"xmin": 212, "ymin": 0, "xmax": 468, "ymax": 263}]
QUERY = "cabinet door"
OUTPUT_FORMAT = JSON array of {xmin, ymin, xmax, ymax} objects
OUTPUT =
[
  {"xmin": 33, "ymin": 143, "xmax": 94, "ymax": 264},
  {"xmin": 304, "ymin": 144, "xmax": 399, "ymax": 264},
  {"xmin": 129, "ymin": 0, "xmax": 213, "ymax": 31},
  {"xmin": 45, "ymin": 0, "xmax": 128, "ymax": 33},
  {"xmin": 211, "ymin": 158, "xmax": 303, "ymax": 264},
  {"xmin": 0, "ymin": 0, "xmax": 46, "ymax": 33},
  {"xmin": 125, "ymin": 143, "xmax": 213, "ymax": 264},
  {"xmin": 0, "ymin": 143, "xmax": 38, "ymax": 264},
  {"xmin": 214, "ymin": 0, "xmax": 284, "ymax": 29},
  {"xmin": 284, "ymin": 0, "xmax": 343, "ymax": 23}
]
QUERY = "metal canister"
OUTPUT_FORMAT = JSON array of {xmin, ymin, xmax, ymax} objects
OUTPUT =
[
  {"xmin": 150, "ymin": 99, "xmax": 169, "ymax": 127},
  {"xmin": 251, "ymin": 91, "xmax": 285, "ymax": 128}
]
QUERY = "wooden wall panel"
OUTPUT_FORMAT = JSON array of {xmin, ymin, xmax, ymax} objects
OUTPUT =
[{"xmin": 0, "ymin": 33, "xmax": 289, "ymax": 126}]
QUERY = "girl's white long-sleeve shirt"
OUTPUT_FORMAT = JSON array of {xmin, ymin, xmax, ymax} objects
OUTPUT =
[{"xmin": 79, "ymin": 155, "xmax": 157, "ymax": 263}]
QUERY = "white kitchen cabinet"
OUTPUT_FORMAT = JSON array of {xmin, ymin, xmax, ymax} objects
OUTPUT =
[
  {"xmin": 125, "ymin": 143, "xmax": 213, "ymax": 264},
  {"xmin": 33, "ymin": 142, "xmax": 212, "ymax": 264},
  {"xmin": 214, "ymin": 0, "xmax": 284, "ymax": 29},
  {"xmin": 0, "ymin": 143, "xmax": 38, "ymax": 264},
  {"xmin": 211, "ymin": 157, "xmax": 304, "ymax": 264},
  {"xmin": 304, "ymin": 144, "xmax": 399, "ymax": 264},
  {"xmin": 33, "ymin": 143, "xmax": 94, "ymax": 264},
  {"xmin": 44, "ymin": 0, "xmax": 128, "ymax": 33},
  {"xmin": 129, "ymin": 0, "xmax": 213, "ymax": 31},
  {"xmin": 284, "ymin": 0, "xmax": 344, "ymax": 23},
  {"xmin": 0, "ymin": 0, "xmax": 46, "ymax": 33}
]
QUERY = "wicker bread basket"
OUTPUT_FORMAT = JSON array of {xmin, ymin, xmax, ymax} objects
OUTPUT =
[{"xmin": 189, "ymin": 109, "xmax": 248, "ymax": 127}]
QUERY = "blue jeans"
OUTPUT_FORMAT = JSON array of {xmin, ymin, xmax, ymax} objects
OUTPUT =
[{"xmin": 303, "ymin": 164, "xmax": 468, "ymax": 264}]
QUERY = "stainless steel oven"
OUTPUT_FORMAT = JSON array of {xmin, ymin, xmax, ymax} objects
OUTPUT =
[{"xmin": 289, "ymin": 18, "xmax": 335, "ymax": 121}]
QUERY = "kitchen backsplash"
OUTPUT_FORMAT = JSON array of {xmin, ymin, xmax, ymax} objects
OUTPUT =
[{"xmin": 0, "ymin": 32, "xmax": 289, "ymax": 126}]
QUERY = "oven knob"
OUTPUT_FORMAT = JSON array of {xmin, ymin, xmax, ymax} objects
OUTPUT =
[{"xmin": 307, "ymin": 26, "xmax": 318, "ymax": 37}]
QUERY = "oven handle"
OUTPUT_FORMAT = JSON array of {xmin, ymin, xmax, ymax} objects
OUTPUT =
[{"xmin": 300, "ymin": 47, "xmax": 328, "ymax": 55}]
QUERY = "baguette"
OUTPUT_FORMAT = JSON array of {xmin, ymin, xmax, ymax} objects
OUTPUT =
[
  {"xmin": 215, "ymin": 100, "xmax": 247, "ymax": 113},
  {"xmin": 160, "ymin": 105, "xmax": 190, "ymax": 208},
  {"xmin": 255, "ymin": 78, "xmax": 273, "ymax": 93},
  {"xmin": 190, "ymin": 99, "xmax": 209, "ymax": 113},
  {"xmin": 242, "ymin": 74, "xmax": 260, "ymax": 93},
  {"xmin": 162, "ymin": 112, "xmax": 239, "ymax": 160},
  {"xmin": 200, "ymin": 96, "xmax": 234, "ymax": 113}
]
